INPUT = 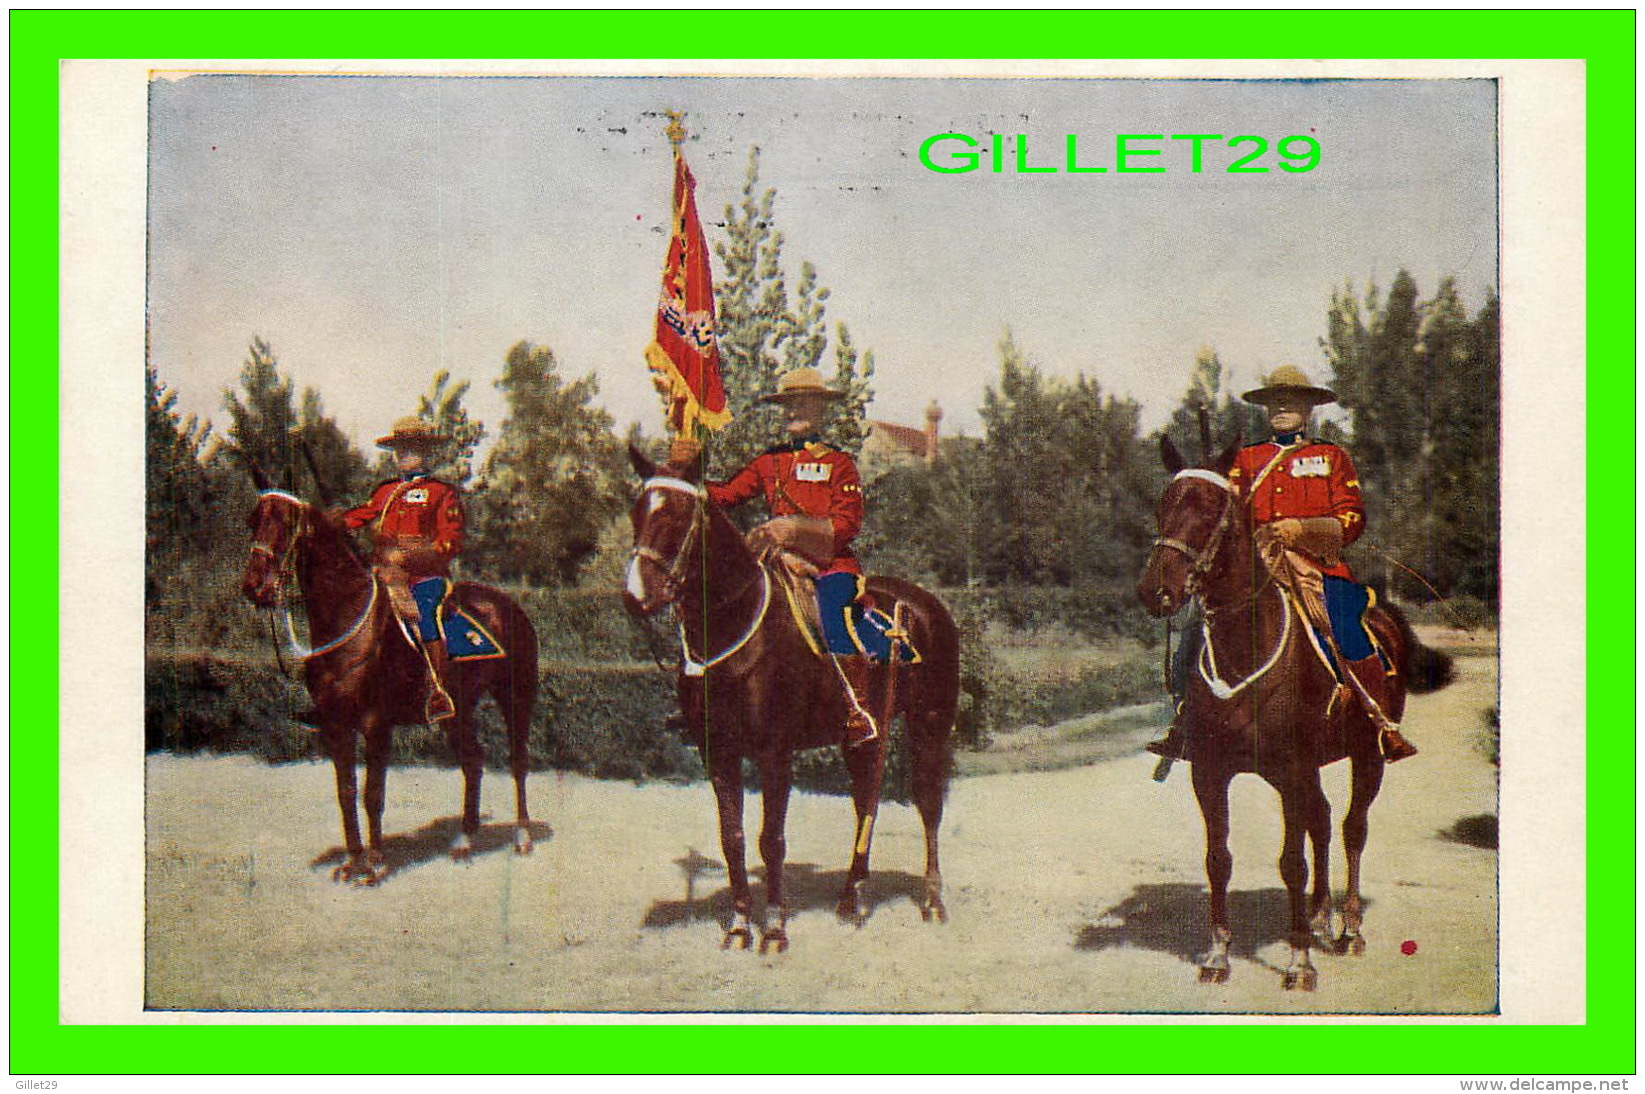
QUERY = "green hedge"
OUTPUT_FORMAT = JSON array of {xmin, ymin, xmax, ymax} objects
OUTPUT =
[{"xmin": 147, "ymin": 564, "xmax": 1163, "ymax": 795}]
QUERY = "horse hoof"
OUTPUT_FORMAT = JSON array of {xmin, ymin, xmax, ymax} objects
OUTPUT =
[
  {"xmin": 1199, "ymin": 965, "xmax": 1230, "ymax": 984},
  {"xmin": 921, "ymin": 898, "xmax": 948, "ymax": 924},
  {"xmin": 1283, "ymin": 969, "xmax": 1318, "ymax": 992},
  {"xmin": 1335, "ymin": 933, "xmax": 1366, "ymax": 957},
  {"xmin": 759, "ymin": 931, "xmax": 789, "ymax": 955},
  {"xmin": 836, "ymin": 898, "xmax": 863, "ymax": 925},
  {"xmin": 514, "ymin": 835, "xmax": 534, "ymax": 856},
  {"xmin": 450, "ymin": 848, "xmax": 473, "ymax": 864},
  {"xmin": 722, "ymin": 927, "xmax": 753, "ymax": 951}
]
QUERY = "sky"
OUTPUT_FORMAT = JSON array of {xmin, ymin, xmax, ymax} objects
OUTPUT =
[{"xmin": 146, "ymin": 73, "xmax": 1498, "ymax": 453}]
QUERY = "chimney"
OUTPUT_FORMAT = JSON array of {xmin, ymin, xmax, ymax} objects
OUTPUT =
[{"xmin": 924, "ymin": 400, "xmax": 942, "ymax": 466}]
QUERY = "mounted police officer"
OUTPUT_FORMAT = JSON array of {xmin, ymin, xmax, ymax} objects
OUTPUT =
[
  {"xmin": 699, "ymin": 367, "xmax": 890, "ymax": 748},
  {"xmin": 1146, "ymin": 365, "xmax": 1418, "ymax": 763},
  {"xmin": 340, "ymin": 416, "xmax": 465, "ymax": 723}
]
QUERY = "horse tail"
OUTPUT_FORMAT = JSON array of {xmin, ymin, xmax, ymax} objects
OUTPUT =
[
  {"xmin": 1380, "ymin": 601, "xmax": 1456, "ymax": 694},
  {"xmin": 866, "ymin": 576, "xmax": 959, "ymax": 808}
]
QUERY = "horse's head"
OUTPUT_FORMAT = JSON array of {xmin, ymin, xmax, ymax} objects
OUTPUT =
[
  {"xmin": 1137, "ymin": 433, "xmax": 1242, "ymax": 617},
  {"xmin": 623, "ymin": 443, "xmax": 708, "ymax": 617},
  {"xmin": 241, "ymin": 488, "xmax": 313, "ymax": 609}
]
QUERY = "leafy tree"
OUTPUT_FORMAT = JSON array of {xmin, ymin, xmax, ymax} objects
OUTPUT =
[
  {"xmin": 859, "ymin": 434, "xmax": 989, "ymax": 587},
  {"xmin": 976, "ymin": 332, "xmax": 1152, "ymax": 586},
  {"xmin": 470, "ymin": 341, "xmax": 628, "ymax": 586}
]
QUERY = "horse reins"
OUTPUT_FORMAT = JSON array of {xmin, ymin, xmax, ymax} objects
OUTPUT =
[
  {"xmin": 1150, "ymin": 468, "xmax": 1238, "ymax": 604},
  {"xmin": 631, "ymin": 476, "xmax": 774, "ymax": 677},
  {"xmin": 1149, "ymin": 467, "xmax": 1293, "ymax": 702},
  {"xmin": 251, "ymin": 491, "xmax": 379, "ymax": 667}
]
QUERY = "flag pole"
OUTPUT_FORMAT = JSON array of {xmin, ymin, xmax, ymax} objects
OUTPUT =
[{"xmin": 664, "ymin": 110, "xmax": 706, "ymax": 464}]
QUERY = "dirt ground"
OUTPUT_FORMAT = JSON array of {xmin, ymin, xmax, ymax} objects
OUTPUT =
[{"xmin": 145, "ymin": 645, "xmax": 1497, "ymax": 1015}]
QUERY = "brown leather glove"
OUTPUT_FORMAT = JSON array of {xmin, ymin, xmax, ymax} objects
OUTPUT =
[{"xmin": 1292, "ymin": 517, "xmax": 1345, "ymax": 567}]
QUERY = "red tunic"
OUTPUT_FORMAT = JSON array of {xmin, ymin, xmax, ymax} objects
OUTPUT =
[
  {"xmin": 707, "ymin": 440, "xmax": 865, "ymax": 574},
  {"xmin": 342, "ymin": 476, "xmax": 465, "ymax": 579},
  {"xmin": 1229, "ymin": 438, "xmax": 1364, "ymax": 580}
]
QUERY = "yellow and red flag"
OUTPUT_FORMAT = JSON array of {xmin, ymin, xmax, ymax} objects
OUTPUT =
[{"xmin": 644, "ymin": 136, "xmax": 730, "ymax": 436}]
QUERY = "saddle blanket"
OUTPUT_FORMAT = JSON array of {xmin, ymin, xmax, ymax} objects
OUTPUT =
[
  {"xmin": 402, "ymin": 578, "xmax": 505, "ymax": 661},
  {"xmin": 442, "ymin": 604, "xmax": 505, "ymax": 661}
]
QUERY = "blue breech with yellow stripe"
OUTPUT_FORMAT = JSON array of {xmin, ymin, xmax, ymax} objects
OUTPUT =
[
  {"xmin": 814, "ymin": 571, "xmax": 914, "ymax": 662},
  {"xmin": 1323, "ymin": 575, "xmax": 1375, "ymax": 660},
  {"xmin": 411, "ymin": 577, "xmax": 448, "ymax": 641}
]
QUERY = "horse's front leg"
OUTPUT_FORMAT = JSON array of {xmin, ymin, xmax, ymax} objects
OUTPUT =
[
  {"xmin": 709, "ymin": 754, "xmax": 754, "ymax": 950},
  {"xmin": 756, "ymin": 754, "xmax": 793, "ymax": 954},
  {"xmin": 443, "ymin": 707, "xmax": 484, "ymax": 861},
  {"xmin": 326, "ymin": 729, "xmax": 372, "ymax": 884},
  {"xmin": 1303, "ymin": 774, "xmax": 1335, "ymax": 946},
  {"xmin": 356, "ymin": 725, "xmax": 392, "ymax": 885},
  {"xmin": 1274, "ymin": 773, "xmax": 1319, "ymax": 992},
  {"xmin": 1337, "ymin": 752, "xmax": 1385, "ymax": 955},
  {"xmin": 1192, "ymin": 761, "xmax": 1235, "ymax": 983}
]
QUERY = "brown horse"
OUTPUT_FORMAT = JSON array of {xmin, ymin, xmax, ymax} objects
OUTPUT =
[
  {"xmin": 623, "ymin": 446, "xmax": 960, "ymax": 952},
  {"xmin": 239, "ymin": 468, "xmax": 539, "ymax": 885},
  {"xmin": 1136, "ymin": 435, "xmax": 1454, "ymax": 989}
]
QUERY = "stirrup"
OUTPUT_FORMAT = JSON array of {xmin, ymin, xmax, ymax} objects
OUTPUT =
[
  {"xmin": 426, "ymin": 686, "xmax": 456, "ymax": 723},
  {"xmin": 1379, "ymin": 727, "xmax": 1418, "ymax": 763},
  {"xmin": 293, "ymin": 708, "xmax": 324, "ymax": 732}
]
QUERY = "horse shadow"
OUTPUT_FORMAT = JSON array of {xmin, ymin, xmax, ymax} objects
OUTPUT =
[
  {"xmin": 1438, "ymin": 814, "xmax": 1498, "ymax": 849},
  {"xmin": 1074, "ymin": 883, "xmax": 1369, "ymax": 973},
  {"xmin": 641, "ymin": 851, "xmax": 929, "ymax": 929},
  {"xmin": 309, "ymin": 814, "xmax": 555, "ymax": 878}
]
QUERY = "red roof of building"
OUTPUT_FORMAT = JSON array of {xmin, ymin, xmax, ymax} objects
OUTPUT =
[{"xmin": 870, "ymin": 420, "xmax": 929, "ymax": 455}]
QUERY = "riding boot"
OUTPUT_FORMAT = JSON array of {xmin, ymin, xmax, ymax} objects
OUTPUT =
[
  {"xmin": 837, "ymin": 656, "xmax": 879, "ymax": 748},
  {"xmin": 1342, "ymin": 654, "xmax": 1416, "ymax": 762},
  {"xmin": 423, "ymin": 638, "xmax": 457, "ymax": 722},
  {"xmin": 1145, "ymin": 718, "xmax": 1189, "ymax": 761}
]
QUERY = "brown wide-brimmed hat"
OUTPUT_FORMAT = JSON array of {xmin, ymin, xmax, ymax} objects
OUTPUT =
[
  {"xmin": 760, "ymin": 367, "xmax": 846, "ymax": 404},
  {"xmin": 375, "ymin": 416, "xmax": 448, "ymax": 450},
  {"xmin": 1242, "ymin": 364, "xmax": 1338, "ymax": 408}
]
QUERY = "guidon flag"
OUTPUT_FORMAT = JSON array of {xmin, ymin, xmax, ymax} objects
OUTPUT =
[{"xmin": 644, "ymin": 143, "xmax": 731, "ymax": 435}]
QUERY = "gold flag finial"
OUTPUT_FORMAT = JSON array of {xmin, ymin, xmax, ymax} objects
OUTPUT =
[{"xmin": 664, "ymin": 110, "xmax": 687, "ymax": 148}]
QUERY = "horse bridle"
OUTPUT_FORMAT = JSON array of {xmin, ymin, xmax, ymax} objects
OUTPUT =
[
  {"xmin": 1151, "ymin": 468, "xmax": 1237, "ymax": 601},
  {"xmin": 249, "ymin": 490, "xmax": 379, "ymax": 663},
  {"xmin": 248, "ymin": 490, "xmax": 312, "ymax": 591},
  {"xmin": 628, "ymin": 477, "xmax": 708, "ymax": 602},
  {"xmin": 629, "ymin": 475, "xmax": 772, "ymax": 673}
]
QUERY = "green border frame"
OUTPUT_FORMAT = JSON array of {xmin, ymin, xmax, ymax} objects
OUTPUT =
[{"xmin": 14, "ymin": 9, "xmax": 1634, "ymax": 1076}]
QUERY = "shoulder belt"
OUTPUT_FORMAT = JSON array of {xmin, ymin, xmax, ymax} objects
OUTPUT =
[{"xmin": 1247, "ymin": 440, "xmax": 1308, "ymax": 497}]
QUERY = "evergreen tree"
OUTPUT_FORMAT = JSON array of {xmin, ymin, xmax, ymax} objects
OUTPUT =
[
  {"xmin": 369, "ymin": 370, "xmax": 487, "ymax": 489},
  {"xmin": 1161, "ymin": 347, "xmax": 1261, "ymax": 457},
  {"xmin": 416, "ymin": 370, "xmax": 486, "ymax": 489},
  {"xmin": 709, "ymin": 147, "xmax": 872, "ymax": 475},
  {"xmin": 296, "ymin": 387, "xmax": 371, "ymax": 503},
  {"xmin": 471, "ymin": 341, "xmax": 627, "ymax": 586},
  {"xmin": 222, "ymin": 336, "xmax": 301, "ymax": 490},
  {"xmin": 146, "ymin": 365, "xmax": 216, "ymax": 570},
  {"xmin": 1321, "ymin": 272, "xmax": 1500, "ymax": 602}
]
